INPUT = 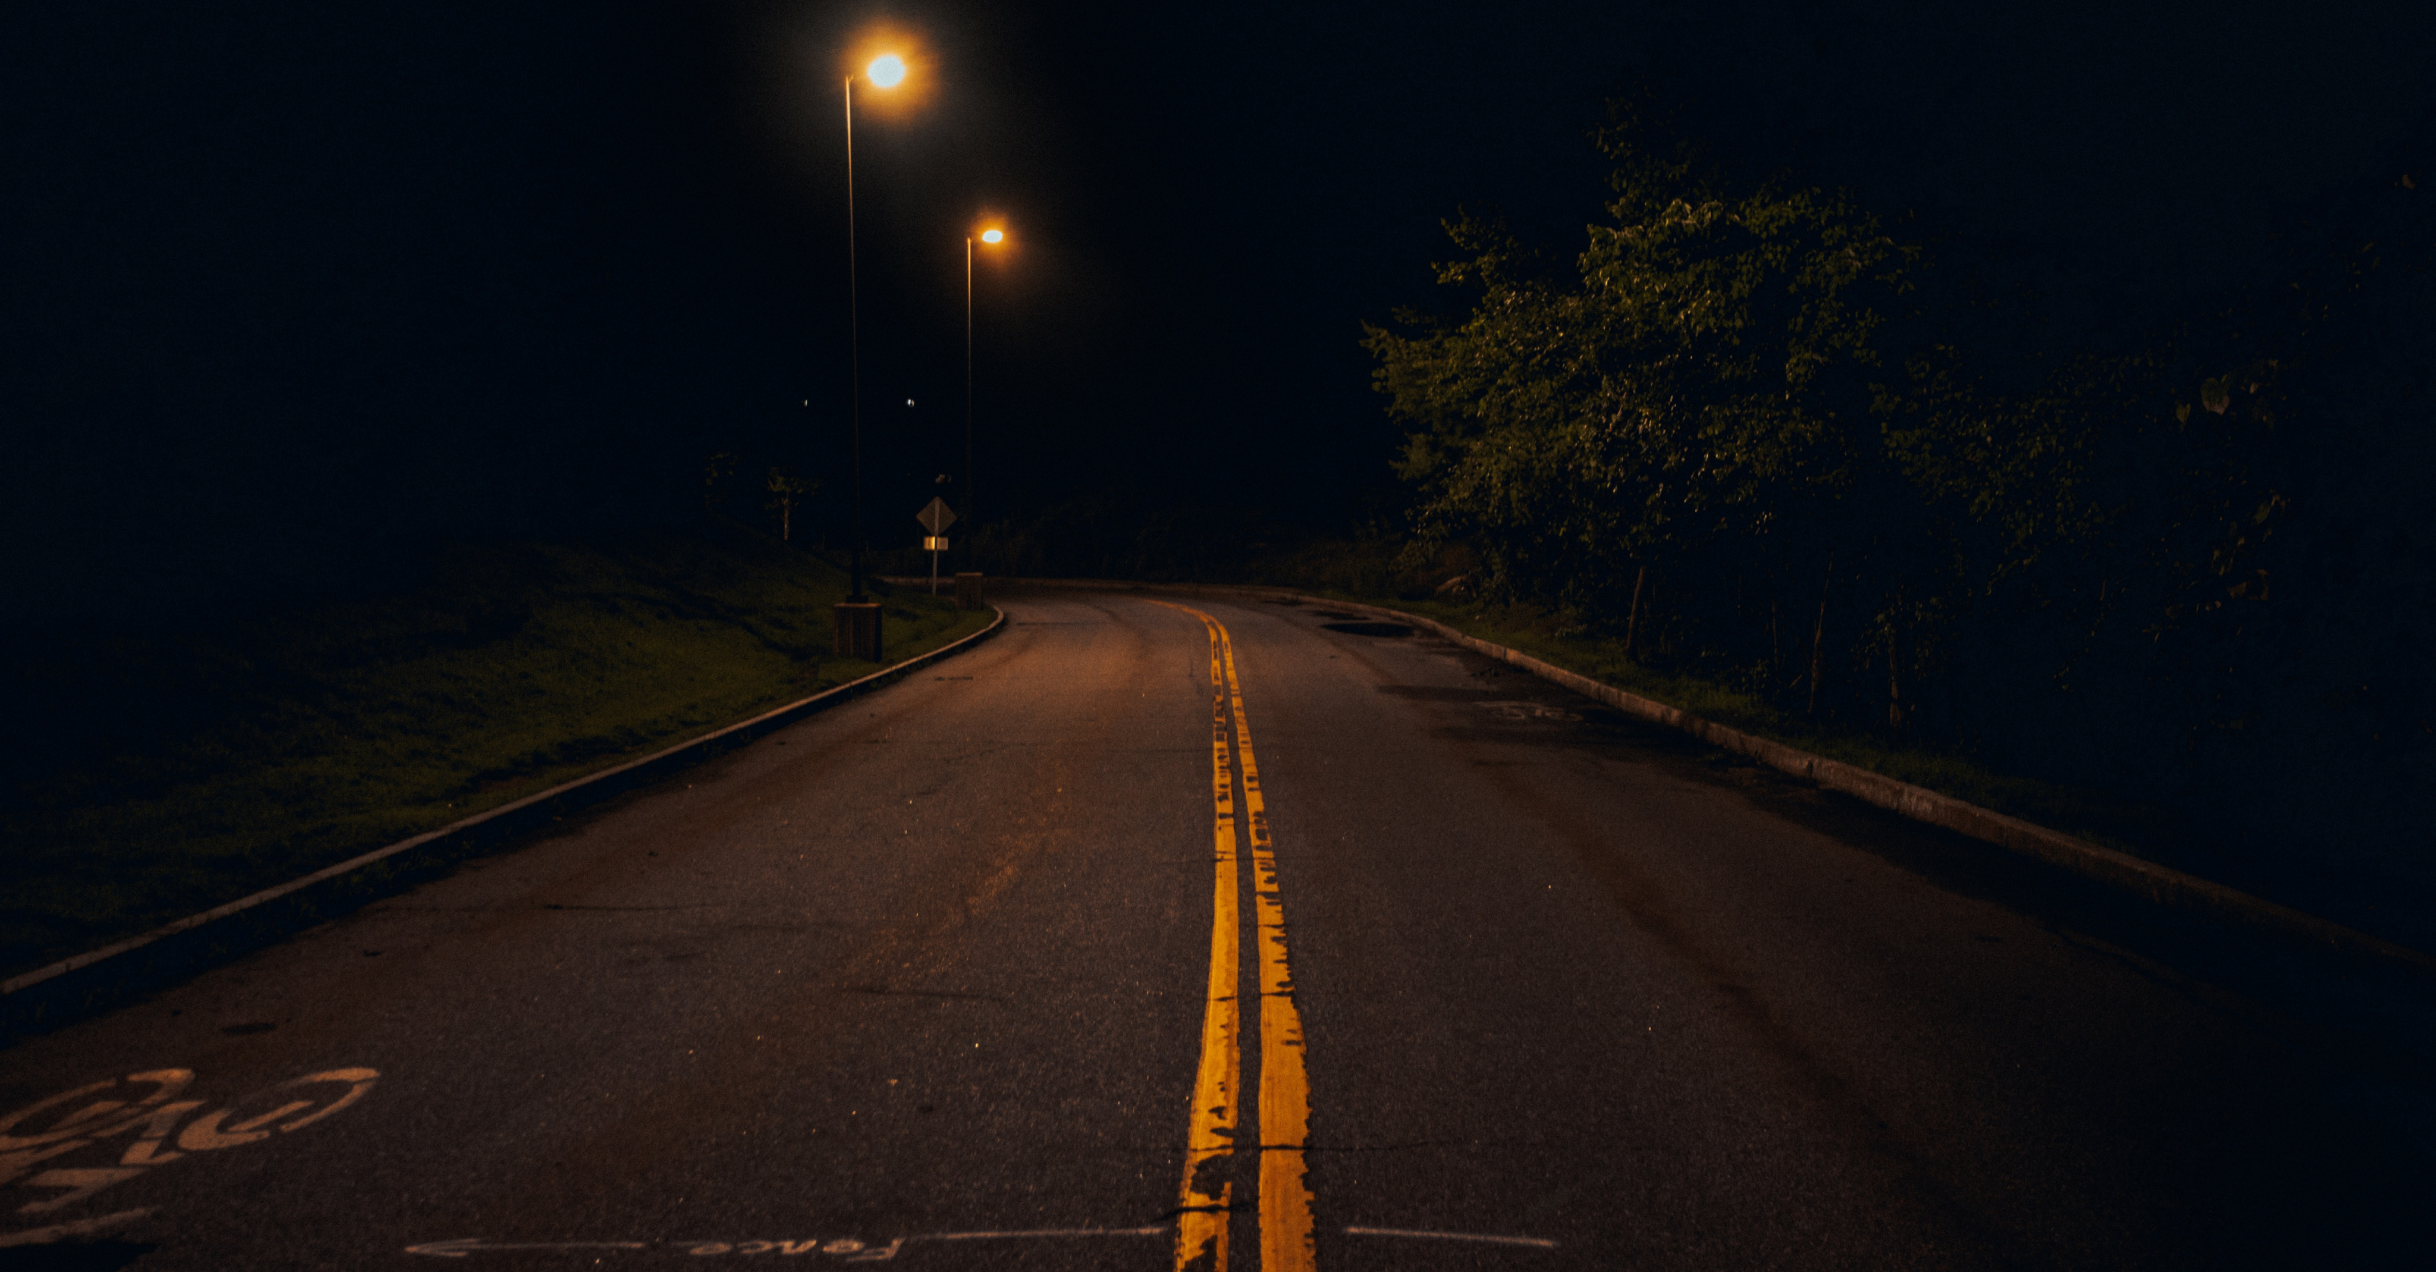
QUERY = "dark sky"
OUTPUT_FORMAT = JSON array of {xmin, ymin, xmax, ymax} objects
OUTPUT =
[{"xmin": 6, "ymin": 1, "xmax": 2429, "ymax": 615}]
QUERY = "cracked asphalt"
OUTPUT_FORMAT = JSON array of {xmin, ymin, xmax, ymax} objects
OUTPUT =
[{"xmin": 2, "ymin": 588, "xmax": 2426, "ymax": 1269}]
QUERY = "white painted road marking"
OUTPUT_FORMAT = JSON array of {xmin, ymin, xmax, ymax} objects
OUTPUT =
[
  {"xmin": 18, "ymin": 1168, "xmax": 146, "ymax": 1214},
  {"xmin": 0, "ymin": 1066, "xmax": 379, "ymax": 1240},
  {"xmin": 407, "ymin": 1237, "xmax": 653, "ymax": 1257},
  {"xmin": 0, "ymin": 1069, "xmax": 194, "ymax": 1150},
  {"xmin": 922, "ymin": 1225, "xmax": 1167, "ymax": 1240},
  {"xmin": 404, "ymin": 1224, "xmax": 1553, "ymax": 1261},
  {"xmin": 683, "ymin": 1239, "xmax": 903, "ymax": 1258},
  {"xmin": 1343, "ymin": 1225, "xmax": 1559, "ymax": 1249},
  {"xmin": 406, "ymin": 1227, "xmax": 1170, "ymax": 1260},
  {"xmin": 0, "ymin": 1206, "xmax": 156, "ymax": 1248}
]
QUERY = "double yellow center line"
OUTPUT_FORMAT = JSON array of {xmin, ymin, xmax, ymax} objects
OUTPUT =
[{"xmin": 1160, "ymin": 603, "xmax": 1316, "ymax": 1272}]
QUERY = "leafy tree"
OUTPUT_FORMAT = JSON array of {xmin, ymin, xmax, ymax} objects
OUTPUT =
[
  {"xmin": 1368, "ymin": 108, "xmax": 1924, "ymax": 706},
  {"xmin": 1366, "ymin": 97, "xmax": 2436, "ymax": 881}
]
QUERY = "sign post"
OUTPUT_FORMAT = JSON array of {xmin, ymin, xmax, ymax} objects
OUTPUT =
[{"xmin": 917, "ymin": 498, "xmax": 958, "ymax": 596}]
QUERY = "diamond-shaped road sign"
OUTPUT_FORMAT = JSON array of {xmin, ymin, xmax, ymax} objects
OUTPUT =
[{"xmin": 917, "ymin": 498, "xmax": 957, "ymax": 536}]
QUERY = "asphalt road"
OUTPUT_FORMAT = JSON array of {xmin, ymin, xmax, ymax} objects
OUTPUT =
[{"xmin": 3, "ymin": 589, "xmax": 2427, "ymax": 1270}]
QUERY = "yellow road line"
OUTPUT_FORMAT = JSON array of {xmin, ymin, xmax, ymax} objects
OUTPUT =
[
  {"xmin": 1157, "ymin": 602, "xmax": 1318, "ymax": 1272},
  {"xmin": 1221, "ymin": 624, "xmax": 1317, "ymax": 1272},
  {"xmin": 1162, "ymin": 603, "xmax": 1240, "ymax": 1272}
]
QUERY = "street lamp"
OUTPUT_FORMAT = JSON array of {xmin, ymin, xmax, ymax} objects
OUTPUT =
[
  {"xmin": 963, "ymin": 223, "xmax": 1007, "ymax": 584},
  {"xmin": 836, "ymin": 50, "xmax": 908, "ymax": 658}
]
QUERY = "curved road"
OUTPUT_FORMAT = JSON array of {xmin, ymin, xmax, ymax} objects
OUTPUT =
[{"xmin": 2, "ymin": 588, "xmax": 2425, "ymax": 1269}]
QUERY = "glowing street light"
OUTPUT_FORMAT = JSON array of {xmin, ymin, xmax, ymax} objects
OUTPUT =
[
  {"xmin": 963, "ymin": 224, "xmax": 1009, "ymax": 584},
  {"xmin": 836, "ymin": 44, "xmax": 911, "ymax": 657}
]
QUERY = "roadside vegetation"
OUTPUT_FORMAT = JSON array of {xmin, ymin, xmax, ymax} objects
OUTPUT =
[
  {"xmin": 1328, "ymin": 97, "xmax": 2433, "ymax": 950},
  {"xmin": 2, "ymin": 521, "xmax": 990, "ymax": 982},
  {"xmin": 1256, "ymin": 539, "xmax": 2425, "ymax": 952}
]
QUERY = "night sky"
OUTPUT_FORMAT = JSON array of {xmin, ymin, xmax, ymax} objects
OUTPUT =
[{"xmin": 7, "ymin": 1, "xmax": 2429, "ymax": 618}]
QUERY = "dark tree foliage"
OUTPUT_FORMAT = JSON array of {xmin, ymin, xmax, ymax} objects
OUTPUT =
[{"xmin": 1368, "ymin": 104, "xmax": 2434, "ymax": 867}]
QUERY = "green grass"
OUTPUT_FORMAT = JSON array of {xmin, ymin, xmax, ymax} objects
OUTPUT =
[{"xmin": 3, "ymin": 524, "xmax": 993, "ymax": 981}]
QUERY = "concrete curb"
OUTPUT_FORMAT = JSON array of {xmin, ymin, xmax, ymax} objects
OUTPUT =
[
  {"xmin": 1, "ymin": 608, "xmax": 1009, "ymax": 1040},
  {"xmin": 1323, "ymin": 599, "xmax": 2433, "ymax": 974},
  {"xmin": 983, "ymin": 577, "xmax": 2435, "ymax": 977}
]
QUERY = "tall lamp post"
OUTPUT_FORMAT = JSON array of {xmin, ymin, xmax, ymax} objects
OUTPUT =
[
  {"xmin": 962, "ymin": 225, "xmax": 1004, "ymax": 588},
  {"xmin": 836, "ymin": 51, "xmax": 906, "ymax": 658}
]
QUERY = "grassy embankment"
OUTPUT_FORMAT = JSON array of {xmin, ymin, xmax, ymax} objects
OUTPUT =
[
  {"xmin": 3, "ymin": 524, "xmax": 992, "ymax": 982},
  {"xmin": 1317, "ymin": 592, "xmax": 2154, "ymax": 837},
  {"xmin": 1252, "ymin": 537, "xmax": 2428, "ymax": 949}
]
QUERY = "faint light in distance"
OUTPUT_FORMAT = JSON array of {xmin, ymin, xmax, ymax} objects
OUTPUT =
[{"xmin": 866, "ymin": 55, "xmax": 907, "ymax": 88}]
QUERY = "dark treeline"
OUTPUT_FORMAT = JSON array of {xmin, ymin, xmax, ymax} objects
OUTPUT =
[{"xmin": 1366, "ymin": 99, "xmax": 2434, "ymax": 869}]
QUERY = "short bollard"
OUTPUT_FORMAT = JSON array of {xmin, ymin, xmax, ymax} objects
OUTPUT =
[
  {"xmin": 953, "ymin": 572, "xmax": 984, "ymax": 611},
  {"xmin": 834, "ymin": 601, "xmax": 882, "ymax": 661}
]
